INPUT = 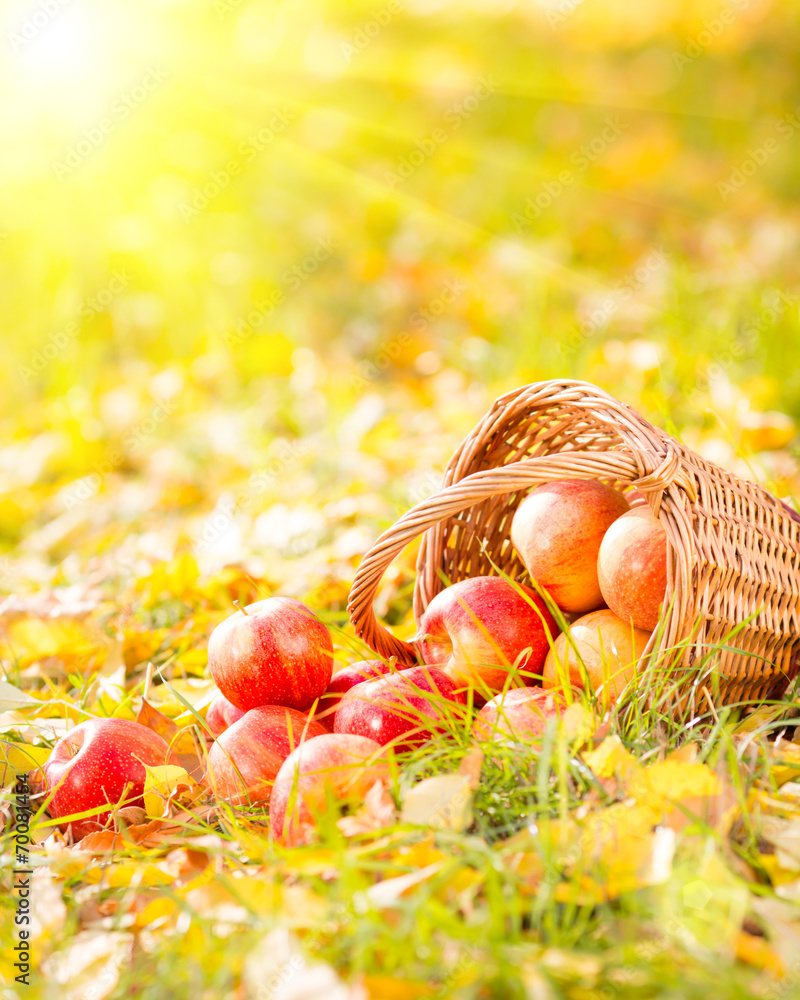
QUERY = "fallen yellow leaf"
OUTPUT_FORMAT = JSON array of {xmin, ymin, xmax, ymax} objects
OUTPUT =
[
  {"xmin": 771, "ymin": 740, "xmax": 800, "ymax": 787},
  {"xmin": 362, "ymin": 974, "xmax": 432, "ymax": 998},
  {"xmin": 401, "ymin": 773, "xmax": 473, "ymax": 831},
  {"xmin": 0, "ymin": 739, "xmax": 50, "ymax": 784},
  {"xmin": 583, "ymin": 734, "xmax": 639, "ymax": 780},
  {"xmin": 735, "ymin": 930, "xmax": 785, "ymax": 975},
  {"xmin": 106, "ymin": 861, "xmax": 174, "ymax": 888},
  {"xmin": 143, "ymin": 764, "xmax": 198, "ymax": 819},
  {"xmin": 135, "ymin": 896, "xmax": 179, "ymax": 930}
]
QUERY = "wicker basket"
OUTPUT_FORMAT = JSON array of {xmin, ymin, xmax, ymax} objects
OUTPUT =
[{"xmin": 347, "ymin": 379, "xmax": 800, "ymax": 711}]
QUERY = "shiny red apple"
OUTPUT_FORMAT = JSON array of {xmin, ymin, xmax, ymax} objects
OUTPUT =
[
  {"xmin": 208, "ymin": 597, "xmax": 334, "ymax": 712},
  {"xmin": 474, "ymin": 687, "xmax": 565, "ymax": 742},
  {"xmin": 315, "ymin": 659, "xmax": 394, "ymax": 731},
  {"xmin": 511, "ymin": 479, "xmax": 630, "ymax": 613},
  {"xmin": 333, "ymin": 665, "xmax": 465, "ymax": 753},
  {"xmin": 417, "ymin": 576, "xmax": 558, "ymax": 698},
  {"xmin": 269, "ymin": 733, "xmax": 389, "ymax": 846},
  {"xmin": 597, "ymin": 506, "xmax": 668, "ymax": 631},
  {"xmin": 543, "ymin": 608, "xmax": 651, "ymax": 703},
  {"xmin": 43, "ymin": 718, "xmax": 177, "ymax": 840},
  {"xmin": 206, "ymin": 704, "xmax": 326, "ymax": 805},
  {"xmin": 206, "ymin": 690, "xmax": 246, "ymax": 737}
]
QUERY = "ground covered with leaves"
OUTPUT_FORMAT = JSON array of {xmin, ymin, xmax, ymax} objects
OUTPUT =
[{"xmin": 3, "ymin": 559, "xmax": 800, "ymax": 1000}]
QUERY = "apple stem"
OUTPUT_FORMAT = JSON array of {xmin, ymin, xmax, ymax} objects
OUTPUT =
[{"xmin": 233, "ymin": 600, "xmax": 248, "ymax": 616}]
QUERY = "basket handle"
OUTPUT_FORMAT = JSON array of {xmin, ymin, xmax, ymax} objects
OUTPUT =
[{"xmin": 347, "ymin": 448, "xmax": 687, "ymax": 665}]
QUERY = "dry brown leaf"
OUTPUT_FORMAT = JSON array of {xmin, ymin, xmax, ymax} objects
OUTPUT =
[
  {"xmin": 401, "ymin": 773, "xmax": 474, "ymax": 831},
  {"xmin": 42, "ymin": 930, "xmax": 134, "ymax": 1000},
  {"xmin": 76, "ymin": 819, "xmax": 166, "ymax": 854},
  {"xmin": 458, "ymin": 747, "xmax": 484, "ymax": 789},
  {"xmin": 78, "ymin": 830, "xmax": 124, "ymax": 854},
  {"xmin": 365, "ymin": 861, "xmax": 443, "ymax": 908},
  {"xmin": 159, "ymin": 846, "xmax": 213, "ymax": 883},
  {"xmin": 115, "ymin": 807, "xmax": 148, "ymax": 828},
  {"xmin": 337, "ymin": 780, "xmax": 396, "ymax": 837},
  {"xmin": 135, "ymin": 699, "xmax": 204, "ymax": 780}
]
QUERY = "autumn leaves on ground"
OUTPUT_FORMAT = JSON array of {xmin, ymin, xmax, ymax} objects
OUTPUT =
[{"xmin": 3, "ymin": 460, "xmax": 800, "ymax": 1000}]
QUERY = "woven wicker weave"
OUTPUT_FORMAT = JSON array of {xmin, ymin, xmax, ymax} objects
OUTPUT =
[{"xmin": 347, "ymin": 380, "xmax": 800, "ymax": 710}]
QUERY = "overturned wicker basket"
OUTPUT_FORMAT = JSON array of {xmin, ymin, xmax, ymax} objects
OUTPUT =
[{"xmin": 347, "ymin": 380, "xmax": 800, "ymax": 711}]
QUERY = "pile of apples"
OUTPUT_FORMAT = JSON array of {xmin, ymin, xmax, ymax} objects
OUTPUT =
[{"xmin": 38, "ymin": 478, "xmax": 667, "ymax": 845}]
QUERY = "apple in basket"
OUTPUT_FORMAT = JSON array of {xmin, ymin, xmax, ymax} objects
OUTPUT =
[
  {"xmin": 208, "ymin": 597, "xmax": 334, "ymax": 712},
  {"xmin": 511, "ymin": 479, "xmax": 630, "ymax": 614},
  {"xmin": 270, "ymin": 733, "xmax": 389, "ymax": 846},
  {"xmin": 206, "ymin": 705, "xmax": 326, "ymax": 805},
  {"xmin": 597, "ymin": 506, "xmax": 668, "ymax": 632},
  {"xmin": 43, "ymin": 718, "xmax": 178, "ymax": 840},
  {"xmin": 417, "ymin": 576, "xmax": 557, "ymax": 697},
  {"xmin": 333, "ymin": 666, "xmax": 466, "ymax": 754},
  {"xmin": 543, "ymin": 609, "xmax": 651, "ymax": 703}
]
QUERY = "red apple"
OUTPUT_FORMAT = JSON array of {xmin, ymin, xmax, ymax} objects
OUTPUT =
[
  {"xmin": 597, "ymin": 506, "xmax": 668, "ymax": 631},
  {"xmin": 543, "ymin": 608, "xmax": 651, "ymax": 702},
  {"xmin": 207, "ymin": 705, "xmax": 327, "ymax": 805},
  {"xmin": 43, "ymin": 718, "xmax": 177, "ymax": 840},
  {"xmin": 333, "ymin": 666, "xmax": 466, "ymax": 754},
  {"xmin": 206, "ymin": 691, "xmax": 246, "ymax": 737},
  {"xmin": 474, "ymin": 687, "xmax": 566, "ymax": 742},
  {"xmin": 208, "ymin": 597, "xmax": 333, "ymax": 712},
  {"xmin": 417, "ymin": 576, "xmax": 558, "ymax": 697},
  {"xmin": 315, "ymin": 659, "xmax": 395, "ymax": 731},
  {"xmin": 269, "ymin": 733, "xmax": 389, "ymax": 846},
  {"xmin": 510, "ymin": 479, "xmax": 630, "ymax": 614}
]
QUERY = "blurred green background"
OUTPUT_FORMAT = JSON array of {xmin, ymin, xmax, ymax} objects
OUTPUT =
[{"xmin": 2, "ymin": 0, "xmax": 799, "ymax": 599}]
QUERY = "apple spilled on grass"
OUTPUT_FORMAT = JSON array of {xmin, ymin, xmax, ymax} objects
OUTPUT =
[
  {"xmin": 43, "ymin": 718, "xmax": 178, "ymax": 840},
  {"xmin": 38, "ymin": 476, "xmax": 670, "ymax": 842}
]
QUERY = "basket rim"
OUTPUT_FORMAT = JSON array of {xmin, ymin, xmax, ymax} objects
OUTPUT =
[{"xmin": 346, "ymin": 379, "xmax": 800, "ymax": 708}]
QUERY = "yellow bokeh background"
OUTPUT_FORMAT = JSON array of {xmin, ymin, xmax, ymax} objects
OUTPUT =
[{"xmin": 0, "ymin": 0, "xmax": 798, "ymax": 593}]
